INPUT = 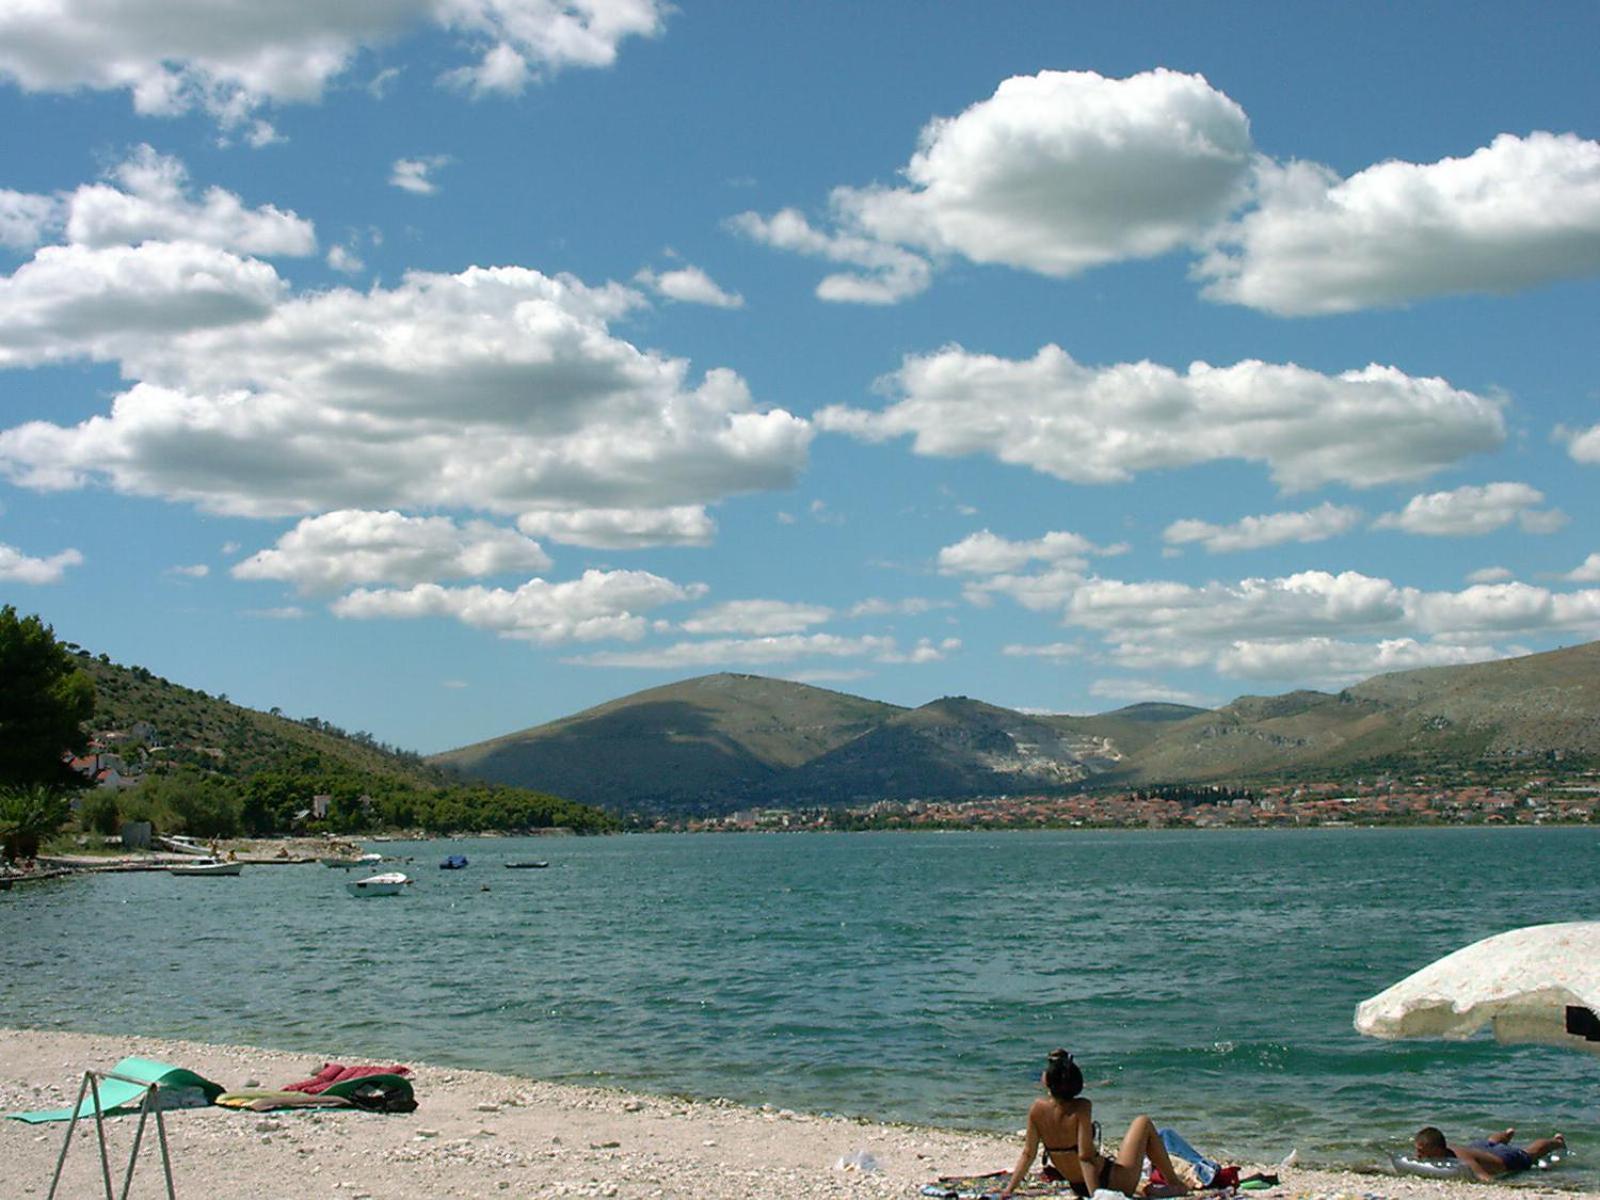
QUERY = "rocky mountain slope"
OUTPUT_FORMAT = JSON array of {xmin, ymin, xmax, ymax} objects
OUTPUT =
[{"xmin": 432, "ymin": 641, "xmax": 1600, "ymax": 813}]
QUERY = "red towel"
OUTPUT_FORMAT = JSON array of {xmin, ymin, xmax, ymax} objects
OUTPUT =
[{"xmin": 284, "ymin": 1063, "xmax": 411, "ymax": 1094}]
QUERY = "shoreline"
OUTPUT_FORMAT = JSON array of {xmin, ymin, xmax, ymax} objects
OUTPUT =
[{"xmin": 3, "ymin": 1028, "xmax": 1591, "ymax": 1200}]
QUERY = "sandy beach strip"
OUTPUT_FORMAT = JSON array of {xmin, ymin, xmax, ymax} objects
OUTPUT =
[{"xmin": 1, "ymin": 1028, "xmax": 1588, "ymax": 1200}]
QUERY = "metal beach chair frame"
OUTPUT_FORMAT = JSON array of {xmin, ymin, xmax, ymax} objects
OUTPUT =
[{"xmin": 47, "ymin": 1068, "xmax": 178, "ymax": 1200}]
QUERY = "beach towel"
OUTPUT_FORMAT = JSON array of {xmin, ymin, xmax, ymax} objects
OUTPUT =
[
  {"xmin": 215, "ymin": 1090, "xmax": 355, "ymax": 1112},
  {"xmin": 921, "ymin": 1171, "xmax": 1082, "ymax": 1199},
  {"xmin": 283, "ymin": 1062, "xmax": 411, "ymax": 1094},
  {"xmin": 6, "ymin": 1056, "xmax": 224, "ymax": 1124}
]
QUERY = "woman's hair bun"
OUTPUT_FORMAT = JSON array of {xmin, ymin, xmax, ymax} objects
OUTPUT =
[{"xmin": 1043, "ymin": 1049, "xmax": 1084, "ymax": 1101}]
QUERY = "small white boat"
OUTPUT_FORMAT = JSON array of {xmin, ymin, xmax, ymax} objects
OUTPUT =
[
  {"xmin": 323, "ymin": 853, "xmax": 384, "ymax": 869},
  {"xmin": 346, "ymin": 871, "xmax": 411, "ymax": 897},
  {"xmin": 169, "ymin": 859, "xmax": 243, "ymax": 877}
]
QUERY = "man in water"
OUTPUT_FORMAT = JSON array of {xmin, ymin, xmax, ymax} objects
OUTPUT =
[{"xmin": 1413, "ymin": 1126, "xmax": 1565, "ymax": 1181}]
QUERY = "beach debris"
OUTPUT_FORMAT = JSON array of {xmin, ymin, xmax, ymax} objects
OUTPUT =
[
  {"xmin": 835, "ymin": 1149, "xmax": 882, "ymax": 1173},
  {"xmin": 477, "ymin": 1102, "xmax": 501, "ymax": 1112},
  {"xmin": 416, "ymin": 1128, "xmax": 440, "ymax": 1139},
  {"xmin": 624, "ymin": 1099, "xmax": 642, "ymax": 1111}
]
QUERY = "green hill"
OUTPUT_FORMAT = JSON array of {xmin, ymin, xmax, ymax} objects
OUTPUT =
[
  {"xmin": 432, "ymin": 642, "xmax": 1600, "ymax": 812},
  {"xmin": 431, "ymin": 673, "xmax": 903, "ymax": 813},
  {"xmin": 80, "ymin": 655, "xmax": 437, "ymax": 784},
  {"xmin": 1115, "ymin": 641, "xmax": 1600, "ymax": 784},
  {"xmin": 70, "ymin": 653, "xmax": 616, "ymax": 835}
]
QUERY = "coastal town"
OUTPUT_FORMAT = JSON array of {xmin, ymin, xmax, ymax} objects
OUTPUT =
[{"xmin": 677, "ymin": 775, "xmax": 1600, "ymax": 833}]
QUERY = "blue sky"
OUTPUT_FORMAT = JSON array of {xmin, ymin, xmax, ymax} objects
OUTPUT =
[{"xmin": 2, "ymin": 2, "xmax": 1598, "ymax": 754}]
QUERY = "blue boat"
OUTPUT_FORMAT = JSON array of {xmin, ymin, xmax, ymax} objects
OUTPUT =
[{"xmin": 439, "ymin": 854, "xmax": 469, "ymax": 870}]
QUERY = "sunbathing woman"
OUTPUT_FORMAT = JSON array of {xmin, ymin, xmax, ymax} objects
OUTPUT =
[{"xmin": 999, "ymin": 1050, "xmax": 1190, "ymax": 1199}]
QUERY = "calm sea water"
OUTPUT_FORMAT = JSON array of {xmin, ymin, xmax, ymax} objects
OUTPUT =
[{"xmin": 4, "ymin": 828, "xmax": 1597, "ymax": 1181}]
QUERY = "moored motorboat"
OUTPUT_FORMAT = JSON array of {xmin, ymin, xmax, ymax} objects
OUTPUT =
[
  {"xmin": 439, "ymin": 854, "xmax": 469, "ymax": 870},
  {"xmin": 169, "ymin": 859, "xmax": 243, "ymax": 877},
  {"xmin": 504, "ymin": 861, "xmax": 550, "ymax": 869},
  {"xmin": 323, "ymin": 852, "xmax": 384, "ymax": 869},
  {"xmin": 346, "ymin": 871, "xmax": 411, "ymax": 897}
]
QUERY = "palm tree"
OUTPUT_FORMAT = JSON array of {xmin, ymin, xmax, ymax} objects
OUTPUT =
[{"xmin": 0, "ymin": 784, "xmax": 71, "ymax": 861}]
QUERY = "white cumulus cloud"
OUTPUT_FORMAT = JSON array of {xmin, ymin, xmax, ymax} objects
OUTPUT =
[
  {"xmin": 0, "ymin": 0, "xmax": 668, "ymax": 126},
  {"xmin": 634, "ymin": 264, "xmax": 743, "ymax": 308},
  {"xmin": 937, "ymin": 529, "xmax": 1103, "ymax": 575},
  {"xmin": 233, "ymin": 510, "xmax": 553, "ymax": 594},
  {"xmin": 516, "ymin": 505, "xmax": 715, "ymax": 549},
  {"xmin": 0, "ymin": 542, "xmax": 82, "ymax": 583},
  {"xmin": 727, "ymin": 208, "xmax": 931, "ymax": 305},
  {"xmin": 1372, "ymin": 482, "xmax": 1566, "ymax": 536},
  {"xmin": 822, "ymin": 345, "xmax": 1504, "ymax": 492},
  {"xmin": 332, "ymin": 568, "xmax": 697, "ymax": 644},
  {"xmin": 1563, "ymin": 553, "xmax": 1600, "ymax": 584},
  {"xmin": 680, "ymin": 599, "xmax": 833, "ymax": 636},
  {"xmin": 0, "ymin": 242, "xmax": 286, "ymax": 368},
  {"xmin": 390, "ymin": 156, "xmax": 451, "ymax": 195},
  {"xmin": 64, "ymin": 146, "xmax": 316, "ymax": 255},
  {"xmin": 0, "ymin": 264, "xmax": 811, "ymax": 517},
  {"xmin": 1200, "ymin": 133, "xmax": 1600, "ymax": 315},
  {"xmin": 1163, "ymin": 502, "xmax": 1362, "ymax": 554},
  {"xmin": 736, "ymin": 69, "xmax": 1253, "ymax": 302}
]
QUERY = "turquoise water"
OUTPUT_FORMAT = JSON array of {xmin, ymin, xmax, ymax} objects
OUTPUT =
[{"xmin": 4, "ymin": 828, "xmax": 1597, "ymax": 1182}]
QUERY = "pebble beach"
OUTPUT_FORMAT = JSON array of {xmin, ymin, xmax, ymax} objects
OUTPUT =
[{"xmin": 2, "ymin": 1029, "xmax": 1588, "ymax": 1200}]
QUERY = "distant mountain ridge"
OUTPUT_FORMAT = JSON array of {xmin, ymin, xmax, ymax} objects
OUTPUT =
[{"xmin": 431, "ymin": 641, "xmax": 1600, "ymax": 813}]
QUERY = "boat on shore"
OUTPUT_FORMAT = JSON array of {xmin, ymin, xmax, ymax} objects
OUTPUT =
[
  {"xmin": 169, "ymin": 860, "xmax": 243, "ymax": 877},
  {"xmin": 346, "ymin": 872, "xmax": 411, "ymax": 897},
  {"xmin": 505, "ymin": 861, "xmax": 550, "ymax": 869}
]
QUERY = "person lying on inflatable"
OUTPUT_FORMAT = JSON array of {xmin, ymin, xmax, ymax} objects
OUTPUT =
[{"xmin": 1407, "ymin": 1126, "xmax": 1565, "ymax": 1182}]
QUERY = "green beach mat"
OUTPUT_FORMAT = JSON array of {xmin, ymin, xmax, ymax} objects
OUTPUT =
[{"xmin": 6, "ymin": 1056, "xmax": 225, "ymax": 1124}]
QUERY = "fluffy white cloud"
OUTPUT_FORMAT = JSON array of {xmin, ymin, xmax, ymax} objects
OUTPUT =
[
  {"xmin": 568, "ymin": 631, "xmax": 949, "ymax": 669},
  {"xmin": 0, "ymin": 242, "xmax": 286, "ymax": 368},
  {"xmin": 0, "ymin": 542, "xmax": 82, "ymax": 583},
  {"xmin": 1212, "ymin": 636, "xmax": 1505, "ymax": 684},
  {"xmin": 680, "ymin": 599, "xmax": 833, "ymax": 636},
  {"xmin": 976, "ymin": 558, "xmax": 1600, "ymax": 688},
  {"xmin": 1467, "ymin": 566, "xmax": 1514, "ymax": 584},
  {"xmin": 737, "ymin": 70, "xmax": 1252, "ymax": 302},
  {"xmin": 1563, "ymin": 422, "xmax": 1600, "ymax": 465},
  {"xmin": 390, "ymin": 156, "xmax": 451, "ymax": 195},
  {"xmin": 332, "ymin": 568, "xmax": 695, "ymax": 643},
  {"xmin": 1200, "ymin": 133, "xmax": 1600, "ymax": 315},
  {"xmin": 516, "ymin": 506, "xmax": 715, "ymax": 549},
  {"xmin": 727, "ymin": 208, "xmax": 931, "ymax": 304},
  {"xmin": 843, "ymin": 69, "xmax": 1251, "ymax": 274},
  {"xmin": 0, "ymin": 190, "xmax": 61, "ymax": 250},
  {"xmin": 167, "ymin": 563, "xmax": 209, "ymax": 578},
  {"xmin": 634, "ymin": 265, "xmax": 743, "ymax": 308},
  {"xmin": 847, "ymin": 596, "xmax": 943, "ymax": 618},
  {"xmin": 0, "ymin": 265, "xmax": 811, "ymax": 516},
  {"xmin": 233, "ymin": 509, "xmax": 552, "ymax": 594},
  {"xmin": 1372, "ymin": 482, "xmax": 1566, "ymax": 536},
  {"xmin": 823, "ymin": 345, "xmax": 1504, "ymax": 491},
  {"xmin": 63, "ymin": 146, "xmax": 316, "ymax": 255},
  {"xmin": 1564, "ymin": 553, "xmax": 1600, "ymax": 584},
  {"xmin": 326, "ymin": 245, "xmax": 365, "ymax": 274},
  {"xmin": 937, "ymin": 528, "xmax": 1101, "ymax": 575},
  {"xmin": 879, "ymin": 636, "xmax": 960, "ymax": 664},
  {"xmin": 1163, "ymin": 502, "xmax": 1362, "ymax": 554},
  {"xmin": 0, "ymin": 1, "xmax": 667, "ymax": 124}
]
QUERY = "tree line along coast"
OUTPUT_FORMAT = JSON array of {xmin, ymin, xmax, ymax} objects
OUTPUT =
[{"xmin": 0, "ymin": 606, "xmax": 616, "ymax": 871}]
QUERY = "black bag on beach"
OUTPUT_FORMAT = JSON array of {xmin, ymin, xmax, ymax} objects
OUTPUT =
[{"xmin": 346, "ymin": 1077, "xmax": 418, "ymax": 1114}]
